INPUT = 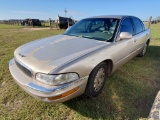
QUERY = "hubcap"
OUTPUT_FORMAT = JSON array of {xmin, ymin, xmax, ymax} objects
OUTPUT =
[
  {"xmin": 142, "ymin": 43, "xmax": 147, "ymax": 55},
  {"xmin": 93, "ymin": 68, "xmax": 105, "ymax": 92}
]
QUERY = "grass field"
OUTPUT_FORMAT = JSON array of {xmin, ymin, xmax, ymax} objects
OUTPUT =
[{"xmin": 0, "ymin": 23, "xmax": 160, "ymax": 120}]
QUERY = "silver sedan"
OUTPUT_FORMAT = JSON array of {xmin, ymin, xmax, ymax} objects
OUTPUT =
[{"xmin": 9, "ymin": 15, "xmax": 151, "ymax": 102}]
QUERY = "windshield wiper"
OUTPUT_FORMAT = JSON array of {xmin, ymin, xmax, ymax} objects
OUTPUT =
[
  {"xmin": 81, "ymin": 35, "xmax": 107, "ymax": 41},
  {"xmin": 64, "ymin": 34, "xmax": 107, "ymax": 41},
  {"xmin": 63, "ymin": 33, "xmax": 80, "ymax": 37}
]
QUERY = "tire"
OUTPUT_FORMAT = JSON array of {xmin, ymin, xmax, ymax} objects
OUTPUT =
[
  {"xmin": 85, "ymin": 62, "xmax": 107, "ymax": 97},
  {"xmin": 138, "ymin": 42, "xmax": 148, "ymax": 57}
]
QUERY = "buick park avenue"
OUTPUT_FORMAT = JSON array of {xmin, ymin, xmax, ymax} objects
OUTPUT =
[{"xmin": 9, "ymin": 15, "xmax": 151, "ymax": 103}]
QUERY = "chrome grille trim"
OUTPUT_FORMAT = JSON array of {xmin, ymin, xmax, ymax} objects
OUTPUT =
[{"xmin": 14, "ymin": 58, "xmax": 33, "ymax": 77}]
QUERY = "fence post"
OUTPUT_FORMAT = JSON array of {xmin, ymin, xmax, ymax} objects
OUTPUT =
[
  {"xmin": 43, "ymin": 22, "xmax": 45, "ymax": 27},
  {"xmin": 68, "ymin": 19, "xmax": 70, "ymax": 28},
  {"xmin": 49, "ymin": 18, "xmax": 52, "ymax": 29},
  {"xmin": 148, "ymin": 16, "xmax": 152, "ymax": 29}
]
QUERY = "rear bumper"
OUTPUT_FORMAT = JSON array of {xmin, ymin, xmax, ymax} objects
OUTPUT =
[{"xmin": 9, "ymin": 58, "xmax": 88, "ymax": 103}]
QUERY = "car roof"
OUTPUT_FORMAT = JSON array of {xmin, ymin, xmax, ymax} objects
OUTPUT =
[{"xmin": 86, "ymin": 15, "xmax": 136, "ymax": 19}]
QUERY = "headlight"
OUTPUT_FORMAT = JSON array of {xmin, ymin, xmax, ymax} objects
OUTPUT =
[{"xmin": 36, "ymin": 73, "xmax": 79, "ymax": 86}]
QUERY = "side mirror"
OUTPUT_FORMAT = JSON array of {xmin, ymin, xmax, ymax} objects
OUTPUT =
[{"xmin": 117, "ymin": 32, "xmax": 132, "ymax": 41}]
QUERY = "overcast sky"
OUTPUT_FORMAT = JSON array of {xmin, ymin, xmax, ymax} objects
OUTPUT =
[{"xmin": 0, "ymin": 0, "xmax": 159, "ymax": 20}]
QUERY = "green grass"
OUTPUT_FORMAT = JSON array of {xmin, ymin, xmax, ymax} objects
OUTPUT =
[
  {"xmin": 0, "ymin": 24, "xmax": 23, "ymax": 29},
  {"xmin": 0, "ymin": 23, "xmax": 160, "ymax": 119}
]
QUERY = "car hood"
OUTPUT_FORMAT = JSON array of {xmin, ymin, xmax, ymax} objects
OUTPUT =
[{"xmin": 14, "ymin": 35, "xmax": 109, "ymax": 73}]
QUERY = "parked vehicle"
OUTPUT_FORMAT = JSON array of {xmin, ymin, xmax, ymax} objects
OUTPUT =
[
  {"xmin": 55, "ymin": 15, "xmax": 74, "ymax": 29},
  {"xmin": 9, "ymin": 15, "xmax": 151, "ymax": 103},
  {"xmin": 21, "ymin": 19, "xmax": 41, "ymax": 26}
]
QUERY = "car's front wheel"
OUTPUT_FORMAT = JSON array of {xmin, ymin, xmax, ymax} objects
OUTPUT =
[{"xmin": 85, "ymin": 62, "xmax": 107, "ymax": 97}]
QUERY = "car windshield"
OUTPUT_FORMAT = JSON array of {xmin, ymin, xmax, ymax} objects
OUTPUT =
[{"xmin": 64, "ymin": 18, "xmax": 119, "ymax": 42}]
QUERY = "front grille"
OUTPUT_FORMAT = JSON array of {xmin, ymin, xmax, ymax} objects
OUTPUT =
[{"xmin": 15, "ymin": 59, "xmax": 32, "ymax": 77}]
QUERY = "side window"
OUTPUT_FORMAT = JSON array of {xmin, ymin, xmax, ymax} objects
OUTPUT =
[
  {"xmin": 120, "ymin": 18, "xmax": 134, "ymax": 35},
  {"xmin": 132, "ymin": 18, "xmax": 143, "ymax": 34}
]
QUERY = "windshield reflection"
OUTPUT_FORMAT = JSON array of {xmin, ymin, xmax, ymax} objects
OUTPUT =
[{"xmin": 64, "ymin": 18, "xmax": 119, "ymax": 42}]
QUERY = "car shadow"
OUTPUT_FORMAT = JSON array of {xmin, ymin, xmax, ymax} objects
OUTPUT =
[{"xmin": 63, "ymin": 45, "xmax": 160, "ymax": 119}]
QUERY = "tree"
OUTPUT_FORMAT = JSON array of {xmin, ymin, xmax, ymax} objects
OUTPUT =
[{"xmin": 156, "ymin": 16, "xmax": 160, "ymax": 22}]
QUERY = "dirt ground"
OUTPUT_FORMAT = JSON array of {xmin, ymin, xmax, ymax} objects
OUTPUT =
[{"xmin": 22, "ymin": 27, "xmax": 51, "ymax": 31}]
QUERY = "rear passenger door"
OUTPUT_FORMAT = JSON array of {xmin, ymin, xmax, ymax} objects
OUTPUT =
[{"xmin": 131, "ymin": 17, "xmax": 147, "ymax": 51}]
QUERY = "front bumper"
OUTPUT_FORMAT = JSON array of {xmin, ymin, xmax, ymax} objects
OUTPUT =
[{"xmin": 9, "ymin": 58, "xmax": 88, "ymax": 103}]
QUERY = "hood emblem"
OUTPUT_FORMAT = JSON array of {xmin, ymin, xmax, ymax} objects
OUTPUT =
[{"xmin": 19, "ymin": 53, "xmax": 26, "ymax": 57}]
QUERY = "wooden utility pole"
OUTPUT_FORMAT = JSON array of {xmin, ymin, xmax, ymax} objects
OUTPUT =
[{"xmin": 64, "ymin": 8, "xmax": 67, "ymax": 17}]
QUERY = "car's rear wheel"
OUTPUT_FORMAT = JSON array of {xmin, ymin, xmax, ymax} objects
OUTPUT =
[
  {"xmin": 85, "ymin": 62, "xmax": 107, "ymax": 97},
  {"xmin": 138, "ymin": 42, "xmax": 148, "ymax": 57}
]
